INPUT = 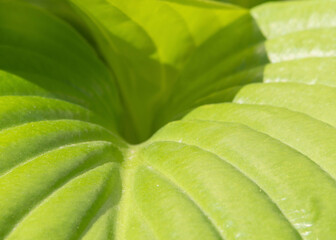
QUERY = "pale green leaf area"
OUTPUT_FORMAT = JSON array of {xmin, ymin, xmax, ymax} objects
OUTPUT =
[{"xmin": 1, "ymin": 0, "xmax": 336, "ymax": 239}]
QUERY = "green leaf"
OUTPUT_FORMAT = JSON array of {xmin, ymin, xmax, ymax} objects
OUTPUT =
[
  {"xmin": 1, "ymin": 0, "xmax": 336, "ymax": 239},
  {"xmin": 29, "ymin": 0, "xmax": 267, "ymax": 142},
  {"xmin": 214, "ymin": 0, "xmax": 282, "ymax": 8},
  {"xmin": 0, "ymin": 0, "xmax": 122, "ymax": 131}
]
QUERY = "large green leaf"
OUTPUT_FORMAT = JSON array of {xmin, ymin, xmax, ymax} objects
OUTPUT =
[
  {"xmin": 25, "ymin": 0, "xmax": 267, "ymax": 142},
  {"xmin": 1, "ymin": 0, "xmax": 336, "ymax": 239}
]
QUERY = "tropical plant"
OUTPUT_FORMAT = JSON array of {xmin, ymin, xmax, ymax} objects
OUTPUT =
[{"xmin": 0, "ymin": 0, "xmax": 335, "ymax": 239}]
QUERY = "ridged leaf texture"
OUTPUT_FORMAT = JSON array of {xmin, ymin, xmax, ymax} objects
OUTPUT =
[{"xmin": 1, "ymin": 0, "xmax": 335, "ymax": 239}]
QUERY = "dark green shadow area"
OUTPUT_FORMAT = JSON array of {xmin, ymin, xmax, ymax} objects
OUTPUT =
[{"xmin": 3, "ymin": 0, "xmax": 270, "ymax": 144}]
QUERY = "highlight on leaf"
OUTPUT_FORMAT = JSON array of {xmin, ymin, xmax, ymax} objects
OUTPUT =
[{"xmin": 1, "ymin": 0, "xmax": 335, "ymax": 239}]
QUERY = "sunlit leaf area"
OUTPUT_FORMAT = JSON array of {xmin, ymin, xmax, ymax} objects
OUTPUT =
[{"xmin": 1, "ymin": 0, "xmax": 336, "ymax": 239}]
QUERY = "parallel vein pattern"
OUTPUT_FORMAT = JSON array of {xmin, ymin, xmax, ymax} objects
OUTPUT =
[
  {"xmin": 2, "ymin": 0, "xmax": 336, "ymax": 239},
  {"xmin": 0, "ymin": 2, "xmax": 125, "ymax": 240}
]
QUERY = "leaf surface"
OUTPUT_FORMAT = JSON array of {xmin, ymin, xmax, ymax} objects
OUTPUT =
[{"xmin": 1, "ymin": 0, "xmax": 336, "ymax": 239}]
